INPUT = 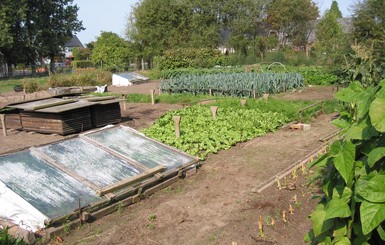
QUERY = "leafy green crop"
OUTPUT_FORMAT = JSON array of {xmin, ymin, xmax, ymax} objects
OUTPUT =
[
  {"xmin": 0, "ymin": 227, "xmax": 24, "ymax": 245},
  {"xmin": 142, "ymin": 105, "xmax": 288, "ymax": 159},
  {"xmin": 307, "ymin": 80, "xmax": 385, "ymax": 244},
  {"xmin": 160, "ymin": 72, "xmax": 304, "ymax": 98}
]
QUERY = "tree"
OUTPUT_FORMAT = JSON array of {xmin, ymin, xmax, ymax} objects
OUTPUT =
[
  {"xmin": 352, "ymin": 0, "xmax": 385, "ymax": 45},
  {"xmin": 0, "ymin": 0, "xmax": 84, "ymax": 73},
  {"xmin": 91, "ymin": 32, "xmax": 132, "ymax": 72},
  {"xmin": 315, "ymin": 7, "xmax": 349, "ymax": 65},
  {"xmin": 329, "ymin": 0, "xmax": 343, "ymax": 18},
  {"xmin": 267, "ymin": 0, "xmax": 319, "ymax": 48},
  {"xmin": 72, "ymin": 47, "xmax": 91, "ymax": 60}
]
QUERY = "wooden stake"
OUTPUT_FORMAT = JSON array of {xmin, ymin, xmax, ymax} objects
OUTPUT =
[
  {"xmin": 240, "ymin": 99, "xmax": 247, "ymax": 106},
  {"xmin": 151, "ymin": 89, "xmax": 155, "ymax": 105},
  {"xmin": 209, "ymin": 88, "xmax": 212, "ymax": 96},
  {"xmin": 173, "ymin": 116, "xmax": 181, "ymax": 138},
  {"xmin": 210, "ymin": 106, "xmax": 218, "ymax": 119},
  {"xmin": 0, "ymin": 114, "xmax": 7, "ymax": 136},
  {"xmin": 253, "ymin": 90, "xmax": 256, "ymax": 99},
  {"xmin": 270, "ymin": 218, "xmax": 275, "ymax": 227}
]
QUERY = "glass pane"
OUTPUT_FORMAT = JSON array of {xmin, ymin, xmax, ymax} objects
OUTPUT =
[
  {"xmin": 0, "ymin": 151, "xmax": 99, "ymax": 218},
  {"xmin": 86, "ymin": 127, "xmax": 194, "ymax": 169},
  {"xmin": 39, "ymin": 138, "xmax": 142, "ymax": 187}
]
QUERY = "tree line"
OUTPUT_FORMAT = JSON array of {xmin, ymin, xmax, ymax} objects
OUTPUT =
[
  {"xmin": 1, "ymin": 0, "xmax": 384, "ymax": 76},
  {"xmin": 0, "ymin": 0, "xmax": 83, "ymax": 74}
]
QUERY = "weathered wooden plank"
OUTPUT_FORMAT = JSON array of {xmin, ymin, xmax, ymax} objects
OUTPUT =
[{"xmin": 97, "ymin": 165, "xmax": 166, "ymax": 196}]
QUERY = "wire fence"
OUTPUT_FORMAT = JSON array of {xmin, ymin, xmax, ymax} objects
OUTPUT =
[{"xmin": 0, "ymin": 64, "xmax": 72, "ymax": 80}]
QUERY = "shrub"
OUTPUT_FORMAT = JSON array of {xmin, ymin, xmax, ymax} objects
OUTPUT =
[
  {"xmin": 23, "ymin": 80, "xmax": 40, "ymax": 93},
  {"xmin": 72, "ymin": 60, "xmax": 94, "ymax": 68},
  {"xmin": 155, "ymin": 48, "xmax": 230, "ymax": 70}
]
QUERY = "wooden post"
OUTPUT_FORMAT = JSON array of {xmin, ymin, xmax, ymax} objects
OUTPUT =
[
  {"xmin": 0, "ymin": 114, "xmax": 7, "ymax": 136},
  {"xmin": 173, "ymin": 116, "xmax": 181, "ymax": 138},
  {"xmin": 240, "ymin": 99, "xmax": 247, "ymax": 106},
  {"xmin": 253, "ymin": 90, "xmax": 256, "ymax": 99},
  {"xmin": 209, "ymin": 88, "xmax": 212, "ymax": 96},
  {"xmin": 210, "ymin": 106, "xmax": 218, "ymax": 119},
  {"xmin": 121, "ymin": 94, "xmax": 127, "ymax": 111},
  {"xmin": 151, "ymin": 89, "xmax": 155, "ymax": 105}
]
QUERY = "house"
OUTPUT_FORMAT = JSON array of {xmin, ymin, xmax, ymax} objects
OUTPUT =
[{"xmin": 64, "ymin": 35, "xmax": 84, "ymax": 60}]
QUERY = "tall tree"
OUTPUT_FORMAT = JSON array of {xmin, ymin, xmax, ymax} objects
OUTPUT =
[
  {"xmin": 0, "ymin": 0, "xmax": 84, "ymax": 73},
  {"xmin": 267, "ymin": 0, "xmax": 319, "ymax": 48},
  {"xmin": 315, "ymin": 8, "xmax": 349, "ymax": 65},
  {"xmin": 91, "ymin": 32, "xmax": 132, "ymax": 72},
  {"xmin": 329, "ymin": 0, "xmax": 343, "ymax": 18}
]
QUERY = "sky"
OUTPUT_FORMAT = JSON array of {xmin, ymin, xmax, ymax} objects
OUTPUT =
[{"xmin": 73, "ymin": 0, "xmax": 355, "ymax": 45}]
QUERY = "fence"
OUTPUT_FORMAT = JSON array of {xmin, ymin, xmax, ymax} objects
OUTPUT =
[{"xmin": 0, "ymin": 64, "xmax": 72, "ymax": 80}]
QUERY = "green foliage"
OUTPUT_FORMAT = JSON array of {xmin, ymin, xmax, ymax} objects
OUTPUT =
[
  {"xmin": 315, "ymin": 7, "xmax": 350, "ymax": 66},
  {"xmin": 307, "ymin": 80, "xmax": 385, "ymax": 244},
  {"xmin": 267, "ymin": 0, "xmax": 319, "ymax": 47},
  {"xmin": 160, "ymin": 72, "xmax": 304, "ymax": 97},
  {"xmin": 72, "ymin": 47, "xmax": 91, "ymax": 61},
  {"xmin": 329, "ymin": 0, "xmax": 343, "ymax": 18},
  {"xmin": 155, "ymin": 48, "xmax": 230, "ymax": 70},
  {"xmin": 72, "ymin": 60, "xmax": 94, "ymax": 69},
  {"xmin": 341, "ymin": 45, "xmax": 385, "ymax": 87},
  {"xmin": 22, "ymin": 80, "xmax": 40, "ymax": 93},
  {"xmin": 48, "ymin": 69, "xmax": 112, "ymax": 87},
  {"xmin": 286, "ymin": 66, "xmax": 338, "ymax": 85},
  {"xmin": 0, "ymin": 227, "xmax": 25, "ymax": 245},
  {"xmin": 156, "ymin": 67, "xmax": 245, "ymax": 79},
  {"xmin": 0, "ymin": 0, "xmax": 84, "ymax": 68},
  {"xmin": 142, "ymin": 105, "xmax": 288, "ymax": 159},
  {"xmin": 91, "ymin": 32, "xmax": 132, "ymax": 72}
]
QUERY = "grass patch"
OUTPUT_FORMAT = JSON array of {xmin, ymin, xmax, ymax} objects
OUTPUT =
[{"xmin": 0, "ymin": 77, "xmax": 49, "ymax": 93}]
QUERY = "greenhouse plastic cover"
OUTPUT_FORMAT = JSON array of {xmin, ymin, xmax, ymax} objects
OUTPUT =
[
  {"xmin": 0, "ymin": 126, "xmax": 197, "ymax": 232},
  {"xmin": 0, "ymin": 181, "xmax": 47, "ymax": 232}
]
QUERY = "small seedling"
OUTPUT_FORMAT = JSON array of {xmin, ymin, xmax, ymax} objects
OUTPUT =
[
  {"xmin": 147, "ymin": 223, "xmax": 156, "ymax": 230},
  {"xmin": 291, "ymin": 194, "xmax": 298, "ymax": 203},
  {"xmin": 264, "ymin": 215, "xmax": 271, "ymax": 226},
  {"xmin": 148, "ymin": 214, "xmax": 156, "ymax": 222}
]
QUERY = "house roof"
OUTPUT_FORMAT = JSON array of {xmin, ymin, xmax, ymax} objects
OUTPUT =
[{"xmin": 64, "ymin": 35, "xmax": 84, "ymax": 48}]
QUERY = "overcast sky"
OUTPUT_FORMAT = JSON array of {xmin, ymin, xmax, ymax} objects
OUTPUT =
[{"xmin": 73, "ymin": 0, "xmax": 355, "ymax": 45}]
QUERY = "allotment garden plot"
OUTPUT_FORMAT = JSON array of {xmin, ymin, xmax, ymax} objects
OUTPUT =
[{"xmin": 0, "ymin": 126, "xmax": 198, "ymax": 233}]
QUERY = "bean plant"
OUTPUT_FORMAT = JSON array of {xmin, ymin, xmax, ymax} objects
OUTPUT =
[{"xmin": 307, "ymin": 80, "xmax": 385, "ymax": 244}]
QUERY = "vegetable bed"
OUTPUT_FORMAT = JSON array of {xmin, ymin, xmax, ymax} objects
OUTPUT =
[
  {"xmin": 160, "ymin": 72, "xmax": 304, "ymax": 97},
  {"xmin": 142, "ymin": 105, "xmax": 288, "ymax": 159}
]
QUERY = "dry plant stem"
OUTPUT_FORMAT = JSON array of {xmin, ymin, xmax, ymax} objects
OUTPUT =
[
  {"xmin": 258, "ymin": 215, "xmax": 264, "ymax": 237},
  {"xmin": 289, "ymin": 204, "xmax": 294, "ymax": 214},
  {"xmin": 282, "ymin": 210, "xmax": 287, "ymax": 223},
  {"xmin": 276, "ymin": 177, "xmax": 281, "ymax": 190}
]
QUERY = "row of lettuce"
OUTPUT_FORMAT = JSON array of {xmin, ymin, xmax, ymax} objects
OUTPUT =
[{"xmin": 142, "ymin": 99, "xmax": 326, "ymax": 159}]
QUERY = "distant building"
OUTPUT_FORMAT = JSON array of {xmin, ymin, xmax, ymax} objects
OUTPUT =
[{"xmin": 64, "ymin": 35, "xmax": 84, "ymax": 59}]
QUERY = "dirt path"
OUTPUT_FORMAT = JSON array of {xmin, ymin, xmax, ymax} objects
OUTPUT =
[{"xmin": 61, "ymin": 113, "xmax": 336, "ymax": 245}]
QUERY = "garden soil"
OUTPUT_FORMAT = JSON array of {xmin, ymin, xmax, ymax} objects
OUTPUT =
[{"xmin": 0, "ymin": 84, "xmax": 337, "ymax": 245}]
